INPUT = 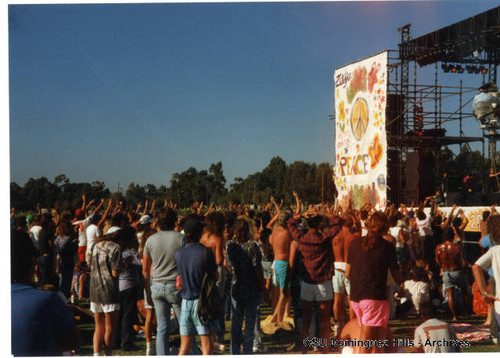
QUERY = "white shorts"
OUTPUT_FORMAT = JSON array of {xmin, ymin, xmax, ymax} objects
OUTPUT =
[
  {"xmin": 90, "ymin": 302, "xmax": 120, "ymax": 313},
  {"xmin": 300, "ymin": 280, "xmax": 334, "ymax": 302}
]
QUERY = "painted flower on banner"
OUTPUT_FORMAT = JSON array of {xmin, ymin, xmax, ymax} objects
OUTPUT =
[
  {"xmin": 373, "ymin": 111, "xmax": 383, "ymax": 128},
  {"xmin": 368, "ymin": 134, "xmax": 383, "ymax": 169},
  {"xmin": 338, "ymin": 100, "xmax": 347, "ymax": 132}
]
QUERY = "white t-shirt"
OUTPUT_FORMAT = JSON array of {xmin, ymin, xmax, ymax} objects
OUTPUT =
[
  {"xmin": 403, "ymin": 280, "xmax": 430, "ymax": 314},
  {"xmin": 73, "ymin": 215, "xmax": 94, "ymax": 247},
  {"xmin": 414, "ymin": 318, "xmax": 458, "ymax": 353},
  {"xmin": 86, "ymin": 224, "xmax": 101, "ymax": 252},
  {"xmin": 416, "ymin": 215, "xmax": 433, "ymax": 237},
  {"xmin": 29, "ymin": 225, "xmax": 42, "ymax": 250},
  {"xmin": 475, "ymin": 245, "xmax": 500, "ymax": 314}
]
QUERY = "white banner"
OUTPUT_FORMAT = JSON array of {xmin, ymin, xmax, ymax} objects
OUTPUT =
[{"xmin": 334, "ymin": 52, "xmax": 388, "ymax": 210}]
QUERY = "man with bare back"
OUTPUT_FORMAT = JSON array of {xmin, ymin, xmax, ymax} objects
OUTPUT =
[
  {"xmin": 435, "ymin": 227, "xmax": 470, "ymax": 320},
  {"xmin": 269, "ymin": 209, "xmax": 293, "ymax": 326},
  {"xmin": 332, "ymin": 214, "xmax": 359, "ymax": 335}
]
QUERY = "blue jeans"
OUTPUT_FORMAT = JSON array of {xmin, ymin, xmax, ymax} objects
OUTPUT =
[
  {"xmin": 230, "ymin": 294, "xmax": 261, "ymax": 355},
  {"xmin": 151, "ymin": 283, "xmax": 182, "ymax": 355}
]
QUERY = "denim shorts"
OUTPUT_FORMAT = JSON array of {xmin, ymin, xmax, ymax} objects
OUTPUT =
[{"xmin": 179, "ymin": 299, "xmax": 210, "ymax": 336}]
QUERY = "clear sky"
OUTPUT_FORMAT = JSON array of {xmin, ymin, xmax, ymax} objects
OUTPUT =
[{"xmin": 8, "ymin": 1, "xmax": 500, "ymax": 191}]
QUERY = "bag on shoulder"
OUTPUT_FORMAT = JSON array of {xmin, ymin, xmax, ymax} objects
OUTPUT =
[{"xmin": 197, "ymin": 248, "xmax": 222, "ymax": 325}]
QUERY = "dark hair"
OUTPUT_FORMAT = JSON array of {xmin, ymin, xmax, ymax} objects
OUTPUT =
[
  {"xmin": 482, "ymin": 211, "xmax": 491, "ymax": 222},
  {"xmin": 410, "ymin": 267, "xmax": 429, "ymax": 283},
  {"xmin": 56, "ymin": 220, "xmax": 73, "ymax": 237},
  {"xmin": 89, "ymin": 213, "xmax": 101, "ymax": 225},
  {"xmin": 443, "ymin": 227, "xmax": 454, "ymax": 242},
  {"xmin": 362, "ymin": 211, "xmax": 387, "ymax": 252},
  {"xmin": 111, "ymin": 213, "xmax": 125, "ymax": 227},
  {"xmin": 258, "ymin": 211, "xmax": 271, "ymax": 229},
  {"xmin": 156, "ymin": 209, "xmax": 178, "ymax": 231},
  {"xmin": 306, "ymin": 215, "xmax": 322, "ymax": 229},
  {"xmin": 113, "ymin": 226, "xmax": 138, "ymax": 250},
  {"xmin": 233, "ymin": 218, "xmax": 251, "ymax": 243},
  {"xmin": 40, "ymin": 213, "xmax": 53, "ymax": 229},
  {"xmin": 452, "ymin": 216, "xmax": 462, "ymax": 228},
  {"xmin": 74, "ymin": 260, "xmax": 88, "ymax": 272},
  {"xmin": 205, "ymin": 212, "xmax": 225, "ymax": 238},
  {"xmin": 11, "ymin": 229, "xmax": 35, "ymax": 283},
  {"xmin": 416, "ymin": 211, "xmax": 426, "ymax": 221}
]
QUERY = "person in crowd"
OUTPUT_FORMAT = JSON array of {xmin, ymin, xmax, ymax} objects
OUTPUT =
[
  {"xmin": 268, "ymin": 197, "xmax": 293, "ymax": 326},
  {"xmin": 413, "ymin": 300, "xmax": 460, "ymax": 353},
  {"xmin": 90, "ymin": 229, "xmax": 131, "ymax": 356},
  {"xmin": 29, "ymin": 213, "xmax": 42, "ymax": 252},
  {"xmin": 332, "ymin": 212, "xmax": 359, "ymax": 336},
  {"xmin": 54, "ymin": 220, "xmax": 78, "ymax": 298},
  {"xmin": 11, "ymin": 228, "xmax": 80, "ymax": 356},
  {"xmin": 39, "ymin": 213, "xmax": 56, "ymax": 286},
  {"xmin": 138, "ymin": 221, "xmax": 158, "ymax": 355},
  {"xmin": 86, "ymin": 199, "xmax": 113, "ymax": 266},
  {"xmin": 175, "ymin": 217, "xmax": 218, "ymax": 355},
  {"xmin": 346, "ymin": 211, "xmax": 402, "ymax": 354},
  {"xmin": 115, "ymin": 227, "xmax": 142, "ymax": 351},
  {"xmin": 287, "ymin": 195, "xmax": 341, "ymax": 353},
  {"xmin": 435, "ymin": 226, "xmax": 470, "ymax": 320},
  {"xmin": 71, "ymin": 260, "xmax": 90, "ymax": 300},
  {"xmin": 143, "ymin": 209, "xmax": 186, "ymax": 355},
  {"xmin": 225, "ymin": 217, "xmax": 265, "ymax": 355},
  {"xmin": 73, "ymin": 195, "xmax": 105, "ymax": 262},
  {"xmin": 475, "ymin": 213, "xmax": 500, "ymax": 344},
  {"xmin": 200, "ymin": 211, "xmax": 226, "ymax": 344},
  {"xmin": 396, "ymin": 266, "xmax": 430, "ymax": 318}
]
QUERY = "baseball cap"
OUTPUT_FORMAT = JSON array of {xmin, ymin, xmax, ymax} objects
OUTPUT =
[
  {"xmin": 140, "ymin": 215, "xmax": 153, "ymax": 225},
  {"xmin": 75, "ymin": 209, "xmax": 83, "ymax": 218}
]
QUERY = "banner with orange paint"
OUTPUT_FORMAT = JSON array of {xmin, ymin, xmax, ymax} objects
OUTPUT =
[{"xmin": 334, "ymin": 52, "xmax": 388, "ymax": 210}]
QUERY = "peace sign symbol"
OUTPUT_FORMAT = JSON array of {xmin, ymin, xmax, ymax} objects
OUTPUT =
[{"xmin": 350, "ymin": 97, "xmax": 369, "ymax": 141}]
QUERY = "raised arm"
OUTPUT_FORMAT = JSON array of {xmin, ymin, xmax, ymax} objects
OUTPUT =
[
  {"xmin": 90, "ymin": 198, "xmax": 105, "ymax": 216},
  {"xmin": 97, "ymin": 199, "xmax": 113, "ymax": 228},
  {"xmin": 149, "ymin": 199, "xmax": 156, "ymax": 215},
  {"xmin": 458, "ymin": 209, "xmax": 469, "ymax": 231}
]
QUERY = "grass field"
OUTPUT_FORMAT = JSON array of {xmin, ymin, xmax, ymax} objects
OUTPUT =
[{"xmin": 74, "ymin": 302, "xmax": 499, "ymax": 355}]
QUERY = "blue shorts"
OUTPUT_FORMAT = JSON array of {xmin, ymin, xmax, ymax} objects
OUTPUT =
[
  {"xmin": 274, "ymin": 260, "xmax": 290, "ymax": 289},
  {"xmin": 442, "ymin": 270, "xmax": 467, "ymax": 291},
  {"xmin": 179, "ymin": 299, "xmax": 210, "ymax": 336}
]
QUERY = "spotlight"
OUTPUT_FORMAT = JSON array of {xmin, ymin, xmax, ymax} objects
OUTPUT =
[
  {"xmin": 451, "ymin": 65, "xmax": 457, "ymax": 73},
  {"xmin": 466, "ymin": 65, "xmax": 474, "ymax": 74},
  {"xmin": 442, "ymin": 64, "xmax": 450, "ymax": 73},
  {"xmin": 457, "ymin": 65, "xmax": 464, "ymax": 73},
  {"xmin": 480, "ymin": 66, "xmax": 488, "ymax": 74}
]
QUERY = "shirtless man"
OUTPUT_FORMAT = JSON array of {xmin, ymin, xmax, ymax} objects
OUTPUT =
[
  {"xmin": 268, "ymin": 196, "xmax": 292, "ymax": 325},
  {"xmin": 435, "ymin": 227, "xmax": 470, "ymax": 320},
  {"xmin": 331, "ymin": 213, "xmax": 359, "ymax": 336},
  {"xmin": 200, "ymin": 211, "xmax": 224, "ymax": 266}
]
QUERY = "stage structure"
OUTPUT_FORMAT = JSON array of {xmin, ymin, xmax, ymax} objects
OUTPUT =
[{"xmin": 335, "ymin": 5, "xmax": 500, "ymax": 208}]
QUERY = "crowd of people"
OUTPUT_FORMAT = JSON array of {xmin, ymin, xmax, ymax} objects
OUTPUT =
[{"xmin": 10, "ymin": 192, "xmax": 500, "ymax": 355}]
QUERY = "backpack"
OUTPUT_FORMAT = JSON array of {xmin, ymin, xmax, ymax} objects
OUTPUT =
[{"xmin": 197, "ymin": 248, "xmax": 223, "ymax": 325}]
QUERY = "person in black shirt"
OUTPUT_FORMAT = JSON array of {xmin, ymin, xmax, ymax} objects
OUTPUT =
[{"xmin": 346, "ymin": 211, "xmax": 402, "ymax": 353}]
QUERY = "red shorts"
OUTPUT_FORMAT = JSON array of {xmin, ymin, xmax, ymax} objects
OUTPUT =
[
  {"xmin": 78, "ymin": 246, "xmax": 87, "ymax": 262},
  {"xmin": 350, "ymin": 299, "xmax": 389, "ymax": 328}
]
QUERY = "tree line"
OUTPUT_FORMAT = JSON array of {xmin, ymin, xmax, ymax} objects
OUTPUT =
[
  {"xmin": 10, "ymin": 157, "xmax": 336, "ymax": 211},
  {"xmin": 10, "ymin": 146, "xmax": 494, "ymax": 212}
]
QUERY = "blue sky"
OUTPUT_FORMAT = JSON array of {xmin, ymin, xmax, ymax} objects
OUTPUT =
[{"xmin": 8, "ymin": 1, "xmax": 500, "ymax": 191}]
